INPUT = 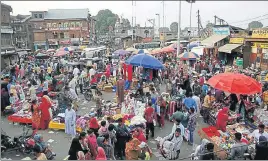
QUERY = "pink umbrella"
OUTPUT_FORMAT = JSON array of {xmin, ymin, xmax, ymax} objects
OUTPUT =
[
  {"xmin": 54, "ymin": 50, "xmax": 67, "ymax": 57},
  {"xmin": 47, "ymin": 49, "xmax": 56, "ymax": 52}
]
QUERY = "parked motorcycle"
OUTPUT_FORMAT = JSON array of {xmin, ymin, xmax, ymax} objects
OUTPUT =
[{"xmin": 83, "ymin": 84, "xmax": 102, "ymax": 101}]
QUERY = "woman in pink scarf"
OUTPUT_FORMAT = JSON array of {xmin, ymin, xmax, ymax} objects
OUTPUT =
[
  {"xmin": 86, "ymin": 129, "xmax": 97, "ymax": 159},
  {"xmin": 96, "ymin": 147, "xmax": 107, "ymax": 160},
  {"xmin": 98, "ymin": 120, "xmax": 108, "ymax": 136}
]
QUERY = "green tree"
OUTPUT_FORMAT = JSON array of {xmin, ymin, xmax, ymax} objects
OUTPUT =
[
  {"xmin": 170, "ymin": 22, "xmax": 178, "ymax": 33},
  {"xmin": 248, "ymin": 21, "xmax": 263, "ymax": 29},
  {"xmin": 94, "ymin": 9, "xmax": 119, "ymax": 34}
]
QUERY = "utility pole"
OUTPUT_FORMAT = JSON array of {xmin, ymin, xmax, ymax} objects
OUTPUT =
[
  {"xmin": 162, "ymin": 1, "xmax": 165, "ymax": 28},
  {"xmin": 177, "ymin": 0, "xmax": 181, "ymax": 57},
  {"xmin": 132, "ymin": 0, "xmax": 134, "ymax": 41},
  {"xmin": 214, "ymin": 15, "xmax": 217, "ymax": 25},
  {"xmin": 197, "ymin": 10, "xmax": 200, "ymax": 38}
]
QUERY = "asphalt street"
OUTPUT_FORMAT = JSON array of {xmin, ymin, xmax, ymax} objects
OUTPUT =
[{"xmin": 1, "ymin": 84, "xmax": 206, "ymax": 160}]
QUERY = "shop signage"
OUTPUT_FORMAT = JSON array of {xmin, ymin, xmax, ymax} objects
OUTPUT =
[
  {"xmin": 229, "ymin": 38, "xmax": 244, "ymax": 44},
  {"xmin": 46, "ymin": 22, "xmax": 82, "ymax": 31},
  {"xmin": 59, "ymin": 40, "xmax": 71, "ymax": 45},
  {"xmin": 212, "ymin": 27, "xmax": 230, "ymax": 35},
  {"xmin": 48, "ymin": 39, "xmax": 58, "ymax": 45},
  {"xmin": 252, "ymin": 43, "xmax": 268, "ymax": 49},
  {"xmin": 34, "ymin": 42, "xmax": 46, "ymax": 45},
  {"xmin": 252, "ymin": 28, "xmax": 268, "ymax": 38}
]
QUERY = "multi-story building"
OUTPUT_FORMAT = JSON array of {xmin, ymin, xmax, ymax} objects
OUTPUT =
[
  {"xmin": 1, "ymin": 3, "xmax": 18, "ymax": 70},
  {"xmin": 11, "ymin": 14, "xmax": 33, "ymax": 50},
  {"xmin": 30, "ymin": 9, "xmax": 96, "ymax": 50}
]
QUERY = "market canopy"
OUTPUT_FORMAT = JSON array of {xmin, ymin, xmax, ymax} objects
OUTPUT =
[
  {"xmin": 125, "ymin": 47, "xmax": 138, "ymax": 53},
  {"xmin": 161, "ymin": 46, "xmax": 176, "ymax": 53},
  {"xmin": 200, "ymin": 34, "xmax": 228, "ymax": 48},
  {"xmin": 125, "ymin": 53, "xmax": 164, "ymax": 69},
  {"xmin": 178, "ymin": 52, "xmax": 199, "ymax": 60},
  {"xmin": 207, "ymin": 73, "xmax": 262, "ymax": 95},
  {"xmin": 35, "ymin": 53, "xmax": 50, "ymax": 59},
  {"xmin": 54, "ymin": 50, "xmax": 68, "ymax": 57},
  {"xmin": 218, "ymin": 44, "xmax": 242, "ymax": 54}
]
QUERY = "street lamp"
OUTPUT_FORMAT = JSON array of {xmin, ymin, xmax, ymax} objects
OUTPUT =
[
  {"xmin": 155, "ymin": 13, "xmax": 160, "ymax": 36},
  {"xmin": 186, "ymin": 0, "xmax": 195, "ymax": 52}
]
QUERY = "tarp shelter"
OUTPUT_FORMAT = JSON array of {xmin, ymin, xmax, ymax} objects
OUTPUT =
[
  {"xmin": 218, "ymin": 44, "xmax": 242, "ymax": 54},
  {"xmin": 201, "ymin": 35, "xmax": 228, "ymax": 48},
  {"xmin": 191, "ymin": 46, "xmax": 205, "ymax": 56}
]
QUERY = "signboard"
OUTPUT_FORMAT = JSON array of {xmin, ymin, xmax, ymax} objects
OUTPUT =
[
  {"xmin": 160, "ymin": 33, "xmax": 165, "ymax": 41},
  {"xmin": 263, "ymin": 53, "xmax": 268, "ymax": 60},
  {"xmin": 229, "ymin": 38, "xmax": 244, "ymax": 44},
  {"xmin": 252, "ymin": 28, "xmax": 268, "ymax": 38},
  {"xmin": 46, "ymin": 21, "xmax": 82, "ymax": 31},
  {"xmin": 212, "ymin": 27, "xmax": 230, "ymax": 35},
  {"xmin": 252, "ymin": 43, "xmax": 268, "ymax": 49},
  {"xmin": 1, "ymin": 28, "xmax": 13, "ymax": 34}
]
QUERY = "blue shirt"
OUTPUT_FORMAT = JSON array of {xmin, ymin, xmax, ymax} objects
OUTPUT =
[
  {"xmin": 7, "ymin": 83, "xmax": 12, "ymax": 93},
  {"xmin": 183, "ymin": 97, "xmax": 197, "ymax": 110},
  {"xmin": 202, "ymin": 84, "xmax": 208, "ymax": 94}
]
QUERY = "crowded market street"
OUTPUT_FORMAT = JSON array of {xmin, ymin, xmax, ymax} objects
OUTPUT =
[{"xmin": 1, "ymin": 85, "xmax": 207, "ymax": 160}]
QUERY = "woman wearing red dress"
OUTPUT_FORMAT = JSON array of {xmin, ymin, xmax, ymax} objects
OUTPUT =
[{"xmin": 39, "ymin": 93, "xmax": 52, "ymax": 130}]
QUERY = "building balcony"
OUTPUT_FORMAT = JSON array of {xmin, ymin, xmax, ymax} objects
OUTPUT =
[{"xmin": 1, "ymin": 26, "xmax": 13, "ymax": 34}]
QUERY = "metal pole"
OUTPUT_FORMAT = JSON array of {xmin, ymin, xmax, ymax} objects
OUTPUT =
[
  {"xmin": 162, "ymin": 1, "xmax": 165, "ymax": 28},
  {"xmin": 177, "ymin": 0, "xmax": 181, "ymax": 57},
  {"xmin": 188, "ymin": 2, "xmax": 192, "ymax": 52},
  {"xmin": 132, "ymin": 1, "xmax": 134, "ymax": 41}
]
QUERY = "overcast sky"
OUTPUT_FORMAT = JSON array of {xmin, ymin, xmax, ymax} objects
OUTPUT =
[{"xmin": 3, "ymin": 1, "xmax": 268, "ymax": 29}]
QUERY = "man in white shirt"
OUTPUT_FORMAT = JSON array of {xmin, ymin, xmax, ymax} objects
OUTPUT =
[
  {"xmin": 73, "ymin": 66, "xmax": 80, "ymax": 77},
  {"xmin": 65, "ymin": 86, "xmax": 79, "ymax": 111},
  {"xmin": 89, "ymin": 68, "xmax": 96, "ymax": 80},
  {"xmin": 171, "ymin": 118, "xmax": 185, "ymax": 137},
  {"xmin": 192, "ymin": 92, "xmax": 201, "ymax": 113},
  {"xmin": 249, "ymin": 124, "xmax": 268, "ymax": 142},
  {"xmin": 68, "ymin": 77, "xmax": 77, "ymax": 92}
]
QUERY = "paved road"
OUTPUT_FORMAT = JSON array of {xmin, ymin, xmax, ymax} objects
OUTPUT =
[{"xmin": 1, "ymin": 85, "xmax": 207, "ymax": 160}]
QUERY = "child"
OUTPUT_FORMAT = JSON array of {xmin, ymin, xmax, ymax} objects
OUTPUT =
[{"xmin": 138, "ymin": 142, "xmax": 152, "ymax": 160}]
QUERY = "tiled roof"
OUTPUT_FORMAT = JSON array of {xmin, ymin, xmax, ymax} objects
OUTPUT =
[{"xmin": 44, "ymin": 9, "xmax": 89, "ymax": 20}]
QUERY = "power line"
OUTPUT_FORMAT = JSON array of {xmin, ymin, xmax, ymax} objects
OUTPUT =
[
  {"xmin": 230, "ymin": 13, "xmax": 268, "ymax": 24},
  {"xmin": 235, "ymin": 17, "xmax": 268, "ymax": 27}
]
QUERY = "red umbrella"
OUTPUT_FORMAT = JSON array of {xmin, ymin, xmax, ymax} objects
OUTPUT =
[
  {"xmin": 161, "ymin": 46, "xmax": 176, "ymax": 53},
  {"xmin": 207, "ymin": 73, "xmax": 262, "ymax": 95},
  {"xmin": 54, "ymin": 50, "xmax": 67, "ymax": 57}
]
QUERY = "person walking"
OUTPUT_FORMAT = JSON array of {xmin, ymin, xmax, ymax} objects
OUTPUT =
[
  {"xmin": 39, "ymin": 93, "xmax": 52, "ymax": 130},
  {"xmin": 187, "ymin": 108, "xmax": 197, "ymax": 145},
  {"xmin": 144, "ymin": 102, "xmax": 155, "ymax": 140},
  {"xmin": 229, "ymin": 132, "xmax": 248, "ymax": 160},
  {"xmin": 77, "ymin": 73, "xmax": 84, "ymax": 94},
  {"xmin": 65, "ymin": 106, "xmax": 76, "ymax": 139}
]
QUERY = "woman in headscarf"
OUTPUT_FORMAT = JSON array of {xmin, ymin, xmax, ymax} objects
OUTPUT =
[
  {"xmin": 1, "ymin": 88, "xmax": 10, "ymax": 113},
  {"xmin": 125, "ymin": 137, "xmax": 141, "ymax": 160},
  {"xmin": 86, "ymin": 129, "xmax": 97, "ymax": 159},
  {"xmin": 89, "ymin": 117, "xmax": 100, "ymax": 137},
  {"xmin": 255, "ymin": 136, "xmax": 268, "ymax": 160},
  {"xmin": 216, "ymin": 107, "xmax": 231, "ymax": 132},
  {"xmin": 68, "ymin": 133, "xmax": 89, "ymax": 160},
  {"xmin": 96, "ymin": 147, "xmax": 107, "ymax": 160},
  {"xmin": 39, "ymin": 93, "xmax": 52, "ymax": 130},
  {"xmin": 30, "ymin": 100, "xmax": 41, "ymax": 131},
  {"xmin": 132, "ymin": 128, "xmax": 147, "ymax": 143}
]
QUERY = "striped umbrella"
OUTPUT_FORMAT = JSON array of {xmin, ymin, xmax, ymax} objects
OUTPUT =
[{"xmin": 178, "ymin": 52, "xmax": 199, "ymax": 60}]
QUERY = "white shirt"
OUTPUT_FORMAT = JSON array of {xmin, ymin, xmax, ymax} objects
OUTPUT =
[
  {"xmin": 250, "ymin": 129, "xmax": 268, "ymax": 142},
  {"xmin": 73, "ymin": 67, "xmax": 80, "ymax": 76},
  {"xmin": 68, "ymin": 88, "xmax": 78, "ymax": 100},
  {"xmin": 89, "ymin": 68, "xmax": 96, "ymax": 77},
  {"xmin": 43, "ymin": 81, "xmax": 49, "ymax": 91},
  {"xmin": 171, "ymin": 123, "xmax": 185, "ymax": 137},
  {"xmin": 192, "ymin": 95, "xmax": 201, "ymax": 112},
  {"xmin": 68, "ymin": 78, "xmax": 76, "ymax": 91}
]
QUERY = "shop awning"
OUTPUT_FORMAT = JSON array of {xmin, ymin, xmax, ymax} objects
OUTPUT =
[
  {"xmin": 218, "ymin": 43, "xmax": 242, "ymax": 54},
  {"xmin": 201, "ymin": 34, "xmax": 228, "ymax": 48}
]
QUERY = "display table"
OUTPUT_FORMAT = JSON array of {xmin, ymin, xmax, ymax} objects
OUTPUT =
[
  {"xmin": 48, "ymin": 121, "xmax": 82, "ymax": 132},
  {"xmin": 8, "ymin": 115, "xmax": 32, "ymax": 124},
  {"xmin": 198, "ymin": 126, "xmax": 228, "ymax": 160}
]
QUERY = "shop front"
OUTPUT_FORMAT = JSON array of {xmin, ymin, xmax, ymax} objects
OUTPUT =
[
  {"xmin": 34, "ymin": 41, "xmax": 47, "ymax": 51},
  {"xmin": 218, "ymin": 37, "xmax": 244, "ymax": 66},
  {"xmin": 48, "ymin": 39, "xmax": 59, "ymax": 49},
  {"xmin": 1, "ymin": 47, "xmax": 18, "ymax": 70},
  {"xmin": 59, "ymin": 39, "xmax": 71, "ymax": 47},
  {"xmin": 245, "ymin": 28, "xmax": 268, "ymax": 70},
  {"xmin": 200, "ymin": 26, "xmax": 230, "ymax": 63}
]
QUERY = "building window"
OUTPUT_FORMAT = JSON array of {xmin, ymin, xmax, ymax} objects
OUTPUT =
[
  {"xmin": 60, "ymin": 33, "xmax": 64, "ymax": 39},
  {"xmin": 53, "ymin": 33, "xmax": 58, "ymax": 39},
  {"xmin": 71, "ymin": 34, "xmax": 75, "ymax": 38},
  {"xmin": 39, "ymin": 14, "xmax": 43, "ymax": 18},
  {"xmin": 121, "ymin": 30, "xmax": 126, "ymax": 34},
  {"xmin": 34, "ymin": 14, "xmax": 38, "ymax": 18}
]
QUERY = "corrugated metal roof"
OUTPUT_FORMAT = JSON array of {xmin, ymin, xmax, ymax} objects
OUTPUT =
[
  {"xmin": 201, "ymin": 34, "xmax": 228, "ymax": 48},
  {"xmin": 44, "ymin": 9, "xmax": 89, "ymax": 20},
  {"xmin": 218, "ymin": 43, "xmax": 242, "ymax": 54}
]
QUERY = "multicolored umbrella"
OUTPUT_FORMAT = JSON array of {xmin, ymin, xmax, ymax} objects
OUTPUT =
[
  {"xmin": 178, "ymin": 52, "xmax": 199, "ymax": 60},
  {"xmin": 54, "ymin": 50, "xmax": 68, "ymax": 57},
  {"xmin": 207, "ymin": 73, "xmax": 262, "ymax": 95},
  {"xmin": 161, "ymin": 46, "xmax": 176, "ymax": 53},
  {"xmin": 113, "ymin": 49, "xmax": 130, "ymax": 56},
  {"xmin": 46, "ymin": 49, "xmax": 56, "ymax": 52}
]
